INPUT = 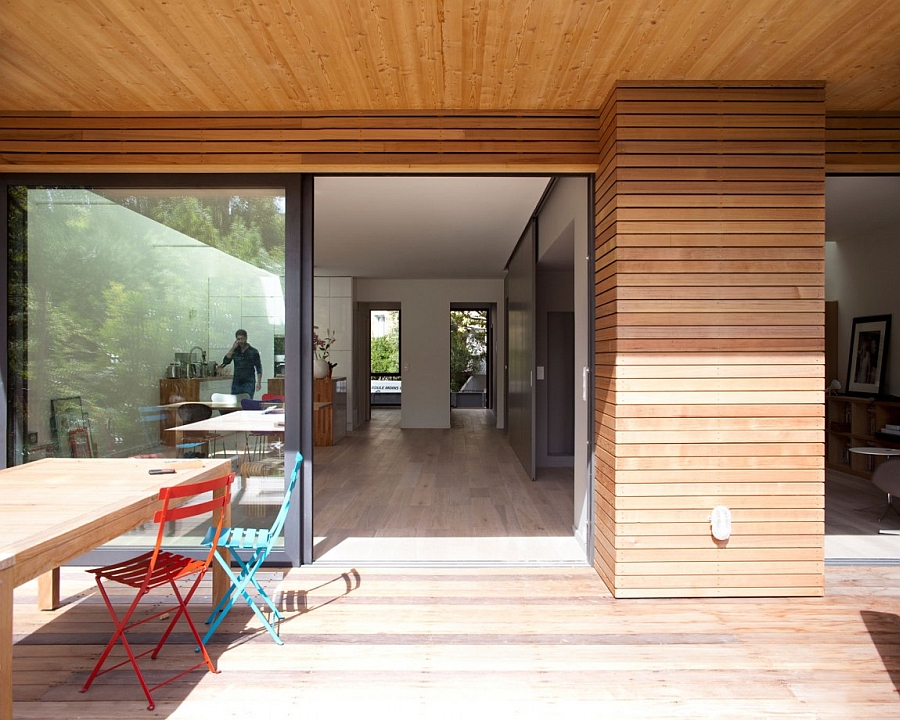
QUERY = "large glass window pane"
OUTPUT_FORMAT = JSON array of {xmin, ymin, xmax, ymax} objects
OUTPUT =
[{"xmin": 8, "ymin": 186, "xmax": 287, "ymax": 548}]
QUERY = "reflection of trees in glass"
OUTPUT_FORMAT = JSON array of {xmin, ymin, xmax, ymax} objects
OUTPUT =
[
  {"xmin": 24, "ymin": 190, "xmax": 196, "ymax": 456},
  {"xmin": 371, "ymin": 311, "xmax": 399, "ymax": 373},
  {"xmin": 12, "ymin": 189, "xmax": 286, "ymax": 459},
  {"xmin": 8, "ymin": 186, "xmax": 30, "ymax": 457},
  {"xmin": 120, "ymin": 195, "xmax": 285, "ymax": 274},
  {"xmin": 450, "ymin": 310, "xmax": 487, "ymax": 392}
]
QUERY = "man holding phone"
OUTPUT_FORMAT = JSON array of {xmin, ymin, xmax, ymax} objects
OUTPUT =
[{"xmin": 221, "ymin": 329, "xmax": 263, "ymax": 398}]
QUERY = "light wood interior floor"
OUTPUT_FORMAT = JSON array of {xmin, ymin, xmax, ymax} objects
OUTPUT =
[
  {"xmin": 312, "ymin": 409, "xmax": 900, "ymax": 565},
  {"xmin": 826, "ymin": 467, "xmax": 900, "ymax": 561},
  {"xmin": 312, "ymin": 408, "xmax": 585, "ymax": 565},
  {"xmin": 12, "ymin": 564, "xmax": 900, "ymax": 718}
]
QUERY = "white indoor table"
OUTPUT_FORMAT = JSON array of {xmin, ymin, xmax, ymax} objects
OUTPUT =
[
  {"xmin": 848, "ymin": 446, "xmax": 900, "ymax": 457},
  {"xmin": 170, "ymin": 408, "xmax": 285, "ymax": 435}
]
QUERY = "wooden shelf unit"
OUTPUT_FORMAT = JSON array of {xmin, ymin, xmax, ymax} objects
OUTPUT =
[
  {"xmin": 314, "ymin": 377, "xmax": 347, "ymax": 446},
  {"xmin": 826, "ymin": 395, "xmax": 900, "ymax": 478},
  {"xmin": 266, "ymin": 376, "xmax": 347, "ymax": 446}
]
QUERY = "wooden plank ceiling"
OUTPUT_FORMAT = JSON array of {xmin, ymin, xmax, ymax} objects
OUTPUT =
[{"xmin": 1, "ymin": 0, "xmax": 898, "ymax": 114}]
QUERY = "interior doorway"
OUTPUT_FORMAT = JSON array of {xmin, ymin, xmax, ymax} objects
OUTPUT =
[
  {"xmin": 311, "ymin": 175, "xmax": 592, "ymax": 565},
  {"xmin": 450, "ymin": 307, "xmax": 490, "ymax": 411},
  {"xmin": 370, "ymin": 308, "xmax": 401, "ymax": 409}
]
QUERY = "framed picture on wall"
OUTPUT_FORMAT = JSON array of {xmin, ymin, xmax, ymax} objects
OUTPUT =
[{"xmin": 846, "ymin": 314, "xmax": 891, "ymax": 397}]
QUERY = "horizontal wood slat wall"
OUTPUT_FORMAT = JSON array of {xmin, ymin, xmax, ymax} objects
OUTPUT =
[
  {"xmin": 0, "ymin": 113, "xmax": 600, "ymax": 172},
  {"xmin": 594, "ymin": 82, "xmax": 826, "ymax": 599},
  {"xmin": 826, "ymin": 113, "xmax": 900, "ymax": 172},
  {"xmin": 0, "ymin": 110, "xmax": 893, "ymax": 174}
]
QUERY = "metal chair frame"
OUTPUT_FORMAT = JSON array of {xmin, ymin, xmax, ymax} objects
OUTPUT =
[
  {"xmin": 81, "ymin": 472, "xmax": 235, "ymax": 710},
  {"xmin": 202, "ymin": 453, "xmax": 302, "ymax": 645}
]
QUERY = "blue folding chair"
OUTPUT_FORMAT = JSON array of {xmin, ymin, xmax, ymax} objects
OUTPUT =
[{"xmin": 201, "ymin": 452, "xmax": 302, "ymax": 645}]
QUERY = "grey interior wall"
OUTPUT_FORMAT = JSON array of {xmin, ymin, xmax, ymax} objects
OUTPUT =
[
  {"xmin": 535, "ymin": 268, "xmax": 575, "ymax": 467},
  {"xmin": 506, "ymin": 224, "xmax": 536, "ymax": 477},
  {"xmin": 825, "ymin": 176, "xmax": 900, "ymax": 396},
  {"xmin": 536, "ymin": 175, "xmax": 591, "ymax": 547},
  {"xmin": 547, "ymin": 311, "xmax": 575, "ymax": 456}
]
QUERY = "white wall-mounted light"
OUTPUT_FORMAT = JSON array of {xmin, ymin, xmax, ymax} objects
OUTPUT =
[{"xmin": 710, "ymin": 505, "xmax": 732, "ymax": 541}]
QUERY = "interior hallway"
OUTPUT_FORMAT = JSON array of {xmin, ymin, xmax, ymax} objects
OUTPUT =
[
  {"xmin": 312, "ymin": 408, "xmax": 586, "ymax": 565},
  {"xmin": 310, "ymin": 408, "xmax": 900, "ymax": 566}
]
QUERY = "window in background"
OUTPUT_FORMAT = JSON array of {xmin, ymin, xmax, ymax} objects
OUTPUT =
[{"xmin": 370, "ymin": 309, "xmax": 400, "ymax": 407}]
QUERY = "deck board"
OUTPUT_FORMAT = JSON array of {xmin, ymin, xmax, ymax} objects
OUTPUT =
[{"xmin": 11, "ymin": 564, "xmax": 900, "ymax": 718}]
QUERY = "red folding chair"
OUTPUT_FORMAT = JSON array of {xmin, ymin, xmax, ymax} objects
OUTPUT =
[{"xmin": 80, "ymin": 471, "xmax": 235, "ymax": 710}]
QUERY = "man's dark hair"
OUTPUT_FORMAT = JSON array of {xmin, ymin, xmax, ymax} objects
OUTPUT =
[{"xmin": 236, "ymin": 329, "xmax": 248, "ymax": 338}]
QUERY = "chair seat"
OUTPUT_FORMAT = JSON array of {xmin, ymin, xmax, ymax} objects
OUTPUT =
[
  {"xmin": 203, "ymin": 525, "xmax": 273, "ymax": 551},
  {"xmin": 88, "ymin": 551, "xmax": 210, "ymax": 590}
]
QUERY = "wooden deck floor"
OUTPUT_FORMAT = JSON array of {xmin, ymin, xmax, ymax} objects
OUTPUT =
[{"xmin": 11, "ymin": 564, "xmax": 900, "ymax": 718}]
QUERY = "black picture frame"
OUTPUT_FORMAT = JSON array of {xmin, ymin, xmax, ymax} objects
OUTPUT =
[{"xmin": 846, "ymin": 314, "xmax": 891, "ymax": 397}]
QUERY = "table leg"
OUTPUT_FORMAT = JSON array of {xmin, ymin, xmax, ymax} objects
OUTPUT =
[
  {"xmin": 211, "ymin": 484, "xmax": 232, "ymax": 608},
  {"xmin": 1, "ymin": 570, "xmax": 13, "ymax": 720},
  {"xmin": 37, "ymin": 568, "xmax": 60, "ymax": 611}
]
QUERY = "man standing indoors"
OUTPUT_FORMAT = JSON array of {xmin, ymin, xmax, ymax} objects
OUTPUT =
[{"xmin": 221, "ymin": 329, "xmax": 263, "ymax": 398}]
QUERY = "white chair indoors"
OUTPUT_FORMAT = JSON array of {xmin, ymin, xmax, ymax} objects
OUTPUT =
[{"xmin": 872, "ymin": 459, "xmax": 900, "ymax": 534}]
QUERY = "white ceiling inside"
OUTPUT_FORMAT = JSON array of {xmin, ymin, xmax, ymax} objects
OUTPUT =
[
  {"xmin": 825, "ymin": 176, "xmax": 900, "ymax": 245},
  {"xmin": 313, "ymin": 176, "xmax": 551, "ymax": 278},
  {"xmin": 314, "ymin": 175, "xmax": 900, "ymax": 281}
]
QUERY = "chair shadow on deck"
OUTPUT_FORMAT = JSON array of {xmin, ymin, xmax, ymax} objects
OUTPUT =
[
  {"xmin": 12, "ymin": 568, "xmax": 362, "ymax": 707},
  {"xmin": 861, "ymin": 610, "xmax": 900, "ymax": 696},
  {"xmin": 201, "ymin": 568, "xmax": 362, "ymax": 648},
  {"xmin": 276, "ymin": 568, "xmax": 362, "ymax": 614}
]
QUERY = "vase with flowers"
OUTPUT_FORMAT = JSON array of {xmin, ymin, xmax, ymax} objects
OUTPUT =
[{"xmin": 313, "ymin": 327, "xmax": 336, "ymax": 378}]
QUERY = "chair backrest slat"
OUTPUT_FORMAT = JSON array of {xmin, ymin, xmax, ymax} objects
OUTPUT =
[
  {"xmin": 177, "ymin": 402, "xmax": 213, "ymax": 424},
  {"xmin": 159, "ymin": 494, "xmax": 231, "ymax": 524},
  {"xmin": 149, "ymin": 471, "xmax": 234, "ymax": 579},
  {"xmin": 162, "ymin": 472, "xmax": 234, "ymax": 500},
  {"xmin": 264, "ymin": 454, "xmax": 302, "ymax": 551}
]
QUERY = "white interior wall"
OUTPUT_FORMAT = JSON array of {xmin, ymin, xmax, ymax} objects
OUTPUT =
[
  {"xmin": 314, "ymin": 276, "xmax": 354, "ymax": 428},
  {"xmin": 825, "ymin": 177, "xmax": 900, "ymax": 397},
  {"xmin": 356, "ymin": 278, "xmax": 506, "ymax": 429}
]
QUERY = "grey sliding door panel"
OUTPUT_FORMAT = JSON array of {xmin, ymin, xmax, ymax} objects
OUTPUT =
[
  {"xmin": 506, "ymin": 220, "xmax": 536, "ymax": 480},
  {"xmin": 547, "ymin": 311, "xmax": 575, "ymax": 456}
]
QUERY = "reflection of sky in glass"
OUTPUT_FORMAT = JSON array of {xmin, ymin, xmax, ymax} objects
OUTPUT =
[{"xmin": 260, "ymin": 275, "xmax": 285, "ymax": 325}]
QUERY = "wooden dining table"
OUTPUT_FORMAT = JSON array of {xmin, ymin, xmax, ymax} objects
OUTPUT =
[
  {"xmin": 169, "ymin": 408, "xmax": 286, "ymax": 435},
  {"xmin": 0, "ymin": 456, "xmax": 233, "ymax": 720}
]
